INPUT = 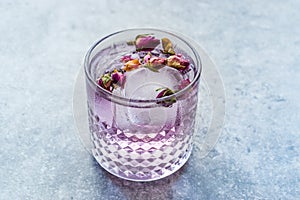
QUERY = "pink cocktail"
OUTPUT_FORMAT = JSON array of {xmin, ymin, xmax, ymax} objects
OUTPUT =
[{"xmin": 84, "ymin": 29, "xmax": 201, "ymax": 181}]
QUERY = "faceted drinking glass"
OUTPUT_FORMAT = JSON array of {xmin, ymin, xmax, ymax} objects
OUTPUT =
[{"xmin": 84, "ymin": 28, "xmax": 201, "ymax": 181}]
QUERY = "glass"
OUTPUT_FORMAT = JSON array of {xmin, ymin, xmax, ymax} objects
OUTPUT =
[{"xmin": 84, "ymin": 28, "xmax": 202, "ymax": 181}]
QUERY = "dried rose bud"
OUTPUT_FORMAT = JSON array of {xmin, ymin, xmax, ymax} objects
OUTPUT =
[
  {"xmin": 98, "ymin": 73, "xmax": 112, "ymax": 91},
  {"xmin": 161, "ymin": 38, "xmax": 175, "ymax": 55},
  {"xmin": 166, "ymin": 55, "xmax": 190, "ymax": 70},
  {"xmin": 179, "ymin": 79, "xmax": 191, "ymax": 90},
  {"xmin": 111, "ymin": 69, "xmax": 126, "ymax": 87},
  {"xmin": 149, "ymin": 57, "xmax": 166, "ymax": 66},
  {"xmin": 121, "ymin": 55, "xmax": 132, "ymax": 63},
  {"xmin": 135, "ymin": 34, "xmax": 160, "ymax": 51},
  {"xmin": 156, "ymin": 88, "xmax": 176, "ymax": 107},
  {"xmin": 156, "ymin": 87, "xmax": 174, "ymax": 98},
  {"xmin": 144, "ymin": 57, "xmax": 166, "ymax": 72},
  {"xmin": 123, "ymin": 59, "xmax": 141, "ymax": 71}
]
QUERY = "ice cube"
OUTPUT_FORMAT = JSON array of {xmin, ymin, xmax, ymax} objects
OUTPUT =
[
  {"xmin": 124, "ymin": 67, "xmax": 183, "ymax": 99},
  {"xmin": 118, "ymin": 105, "xmax": 174, "ymax": 134},
  {"xmin": 114, "ymin": 66, "xmax": 182, "ymax": 133}
]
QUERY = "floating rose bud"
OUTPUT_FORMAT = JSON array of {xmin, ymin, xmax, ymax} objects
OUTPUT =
[
  {"xmin": 98, "ymin": 73, "xmax": 112, "ymax": 91},
  {"xmin": 149, "ymin": 57, "xmax": 166, "ymax": 66},
  {"xmin": 156, "ymin": 87, "xmax": 175, "ymax": 98},
  {"xmin": 135, "ymin": 34, "xmax": 160, "ymax": 51},
  {"xmin": 123, "ymin": 59, "xmax": 141, "ymax": 71},
  {"xmin": 156, "ymin": 87, "xmax": 176, "ymax": 107},
  {"xmin": 167, "ymin": 55, "xmax": 190, "ymax": 70},
  {"xmin": 111, "ymin": 69, "xmax": 126, "ymax": 87},
  {"xmin": 162, "ymin": 38, "xmax": 175, "ymax": 55},
  {"xmin": 179, "ymin": 79, "xmax": 191, "ymax": 90},
  {"xmin": 121, "ymin": 55, "xmax": 132, "ymax": 63},
  {"xmin": 144, "ymin": 57, "xmax": 166, "ymax": 72}
]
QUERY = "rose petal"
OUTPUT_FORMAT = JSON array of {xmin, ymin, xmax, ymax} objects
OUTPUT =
[{"xmin": 135, "ymin": 35, "xmax": 160, "ymax": 51}]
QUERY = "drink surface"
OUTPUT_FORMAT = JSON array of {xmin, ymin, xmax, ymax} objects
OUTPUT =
[{"xmin": 86, "ymin": 35, "xmax": 199, "ymax": 181}]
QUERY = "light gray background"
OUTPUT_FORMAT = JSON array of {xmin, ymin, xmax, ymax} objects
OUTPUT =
[{"xmin": 1, "ymin": 0, "xmax": 299, "ymax": 199}]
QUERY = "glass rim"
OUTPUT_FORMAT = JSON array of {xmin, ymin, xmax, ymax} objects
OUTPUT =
[{"xmin": 84, "ymin": 28, "xmax": 202, "ymax": 104}]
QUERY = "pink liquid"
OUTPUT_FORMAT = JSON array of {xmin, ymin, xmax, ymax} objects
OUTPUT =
[{"xmin": 86, "ymin": 43, "xmax": 199, "ymax": 181}]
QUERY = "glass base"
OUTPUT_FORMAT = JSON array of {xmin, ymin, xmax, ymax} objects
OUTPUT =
[{"xmin": 92, "ymin": 143, "xmax": 193, "ymax": 182}]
